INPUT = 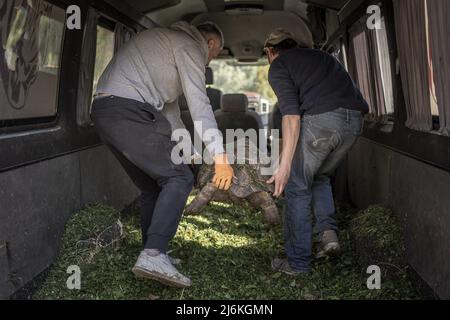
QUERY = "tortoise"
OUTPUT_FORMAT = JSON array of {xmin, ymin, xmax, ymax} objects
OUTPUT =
[{"xmin": 185, "ymin": 141, "xmax": 281, "ymax": 225}]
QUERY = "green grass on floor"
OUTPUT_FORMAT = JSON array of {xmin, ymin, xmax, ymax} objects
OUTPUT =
[
  {"xmin": 34, "ymin": 200, "xmax": 422, "ymax": 300},
  {"xmin": 350, "ymin": 206, "xmax": 408, "ymax": 271}
]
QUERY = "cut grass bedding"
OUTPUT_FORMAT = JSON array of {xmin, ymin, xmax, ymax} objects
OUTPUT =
[
  {"xmin": 34, "ymin": 200, "xmax": 422, "ymax": 300},
  {"xmin": 349, "ymin": 206, "xmax": 408, "ymax": 279}
]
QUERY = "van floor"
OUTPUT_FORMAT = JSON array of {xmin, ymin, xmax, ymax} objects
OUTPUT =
[{"xmin": 34, "ymin": 198, "xmax": 423, "ymax": 300}]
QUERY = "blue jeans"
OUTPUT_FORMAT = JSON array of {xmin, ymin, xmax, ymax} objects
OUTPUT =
[{"xmin": 284, "ymin": 108, "xmax": 364, "ymax": 272}]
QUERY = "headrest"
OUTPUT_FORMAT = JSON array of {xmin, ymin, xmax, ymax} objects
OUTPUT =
[
  {"xmin": 205, "ymin": 67, "xmax": 214, "ymax": 85},
  {"xmin": 179, "ymin": 95, "xmax": 189, "ymax": 111},
  {"xmin": 221, "ymin": 94, "xmax": 248, "ymax": 113}
]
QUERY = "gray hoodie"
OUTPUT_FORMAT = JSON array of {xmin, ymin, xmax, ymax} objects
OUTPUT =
[{"xmin": 96, "ymin": 21, "xmax": 224, "ymax": 156}]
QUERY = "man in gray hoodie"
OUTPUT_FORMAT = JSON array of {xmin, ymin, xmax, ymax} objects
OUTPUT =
[{"xmin": 90, "ymin": 21, "xmax": 234, "ymax": 288}]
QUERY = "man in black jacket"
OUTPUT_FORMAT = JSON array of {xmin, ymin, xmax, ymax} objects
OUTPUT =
[{"xmin": 265, "ymin": 29, "xmax": 369, "ymax": 275}]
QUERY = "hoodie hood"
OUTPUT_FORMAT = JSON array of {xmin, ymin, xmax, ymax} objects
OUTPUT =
[{"xmin": 170, "ymin": 21, "xmax": 208, "ymax": 63}]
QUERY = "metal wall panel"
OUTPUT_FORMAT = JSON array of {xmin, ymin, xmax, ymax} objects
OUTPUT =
[
  {"xmin": 0, "ymin": 145, "xmax": 138, "ymax": 298},
  {"xmin": 345, "ymin": 138, "xmax": 450, "ymax": 299},
  {"xmin": 0, "ymin": 153, "xmax": 81, "ymax": 298},
  {"xmin": 79, "ymin": 146, "xmax": 139, "ymax": 209}
]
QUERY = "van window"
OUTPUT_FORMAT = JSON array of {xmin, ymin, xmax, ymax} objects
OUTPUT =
[
  {"xmin": 77, "ymin": 12, "xmax": 117, "ymax": 127},
  {"xmin": 375, "ymin": 17, "xmax": 394, "ymax": 117},
  {"xmin": 340, "ymin": 39, "xmax": 349, "ymax": 71},
  {"xmin": 425, "ymin": 3, "xmax": 439, "ymax": 119},
  {"xmin": 348, "ymin": 12, "xmax": 394, "ymax": 124},
  {"xmin": 209, "ymin": 60, "xmax": 276, "ymax": 108},
  {"xmin": 424, "ymin": 0, "xmax": 450, "ymax": 135},
  {"xmin": 329, "ymin": 38, "xmax": 349, "ymax": 71},
  {"xmin": 93, "ymin": 25, "xmax": 115, "ymax": 97},
  {"xmin": 0, "ymin": 1, "xmax": 65, "ymax": 123}
]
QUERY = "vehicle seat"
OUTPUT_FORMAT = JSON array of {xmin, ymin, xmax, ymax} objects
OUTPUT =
[
  {"xmin": 214, "ymin": 94, "xmax": 264, "ymax": 146},
  {"xmin": 205, "ymin": 66, "xmax": 222, "ymax": 112},
  {"xmin": 179, "ymin": 96, "xmax": 202, "ymax": 183},
  {"xmin": 179, "ymin": 96, "xmax": 195, "ymax": 142},
  {"xmin": 269, "ymin": 103, "xmax": 283, "ymax": 139},
  {"xmin": 179, "ymin": 67, "xmax": 221, "ymax": 134}
]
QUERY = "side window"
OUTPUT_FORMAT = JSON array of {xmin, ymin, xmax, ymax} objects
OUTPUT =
[
  {"xmin": 0, "ymin": 1, "xmax": 65, "ymax": 124},
  {"xmin": 77, "ymin": 9, "xmax": 135, "ymax": 127},
  {"xmin": 424, "ymin": 3, "xmax": 439, "ymax": 125},
  {"xmin": 340, "ymin": 39, "xmax": 349, "ymax": 71},
  {"xmin": 329, "ymin": 38, "xmax": 348, "ymax": 70},
  {"xmin": 349, "ymin": 23, "xmax": 375, "ymax": 119},
  {"xmin": 392, "ymin": 0, "xmax": 449, "ymax": 135},
  {"xmin": 92, "ymin": 25, "xmax": 115, "ymax": 98},
  {"xmin": 374, "ymin": 17, "xmax": 394, "ymax": 117},
  {"xmin": 348, "ymin": 10, "xmax": 394, "ymax": 124}
]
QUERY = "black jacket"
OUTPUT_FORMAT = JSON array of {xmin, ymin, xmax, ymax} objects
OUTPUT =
[{"xmin": 268, "ymin": 47, "xmax": 369, "ymax": 116}]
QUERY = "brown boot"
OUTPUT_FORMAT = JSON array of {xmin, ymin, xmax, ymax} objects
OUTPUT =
[{"xmin": 316, "ymin": 230, "xmax": 341, "ymax": 259}]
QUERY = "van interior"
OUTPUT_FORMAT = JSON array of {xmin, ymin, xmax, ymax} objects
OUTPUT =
[{"xmin": 0, "ymin": 0, "xmax": 449, "ymax": 300}]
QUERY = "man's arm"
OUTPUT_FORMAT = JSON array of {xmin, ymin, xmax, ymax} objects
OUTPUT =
[
  {"xmin": 173, "ymin": 45, "xmax": 225, "ymax": 157},
  {"xmin": 173, "ymin": 45, "xmax": 233, "ymax": 190},
  {"xmin": 267, "ymin": 59, "xmax": 301, "ymax": 197},
  {"xmin": 267, "ymin": 116, "xmax": 300, "ymax": 197}
]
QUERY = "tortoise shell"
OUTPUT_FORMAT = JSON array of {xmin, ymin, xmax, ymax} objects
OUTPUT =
[{"xmin": 196, "ymin": 141, "xmax": 275, "ymax": 198}]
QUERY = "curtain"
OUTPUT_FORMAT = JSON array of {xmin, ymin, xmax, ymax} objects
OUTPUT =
[
  {"xmin": 375, "ymin": 19, "xmax": 394, "ymax": 118},
  {"xmin": 76, "ymin": 7, "xmax": 99, "ymax": 126},
  {"xmin": 339, "ymin": 39, "xmax": 349, "ymax": 71},
  {"xmin": 367, "ymin": 27, "xmax": 389, "ymax": 123},
  {"xmin": 393, "ymin": 0, "xmax": 432, "ymax": 131},
  {"xmin": 427, "ymin": 0, "xmax": 450, "ymax": 136},
  {"xmin": 348, "ymin": 20, "xmax": 377, "ymax": 121},
  {"xmin": 114, "ymin": 22, "xmax": 135, "ymax": 53}
]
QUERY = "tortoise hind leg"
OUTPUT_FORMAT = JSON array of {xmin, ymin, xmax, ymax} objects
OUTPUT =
[
  {"xmin": 185, "ymin": 183, "xmax": 217, "ymax": 215},
  {"xmin": 248, "ymin": 192, "xmax": 281, "ymax": 225}
]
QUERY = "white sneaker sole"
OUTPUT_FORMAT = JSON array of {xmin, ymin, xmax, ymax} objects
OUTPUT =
[{"xmin": 132, "ymin": 266, "xmax": 191, "ymax": 288}]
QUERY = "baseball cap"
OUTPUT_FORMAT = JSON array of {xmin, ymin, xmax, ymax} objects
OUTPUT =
[{"xmin": 264, "ymin": 28, "xmax": 296, "ymax": 48}]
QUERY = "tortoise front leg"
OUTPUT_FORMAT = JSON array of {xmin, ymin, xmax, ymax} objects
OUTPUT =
[
  {"xmin": 248, "ymin": 192, "xmax": 281, "ymax": 226},
  {"xmin": 185, "ymin": 183, "xmax": 218, "ymax": 215}
]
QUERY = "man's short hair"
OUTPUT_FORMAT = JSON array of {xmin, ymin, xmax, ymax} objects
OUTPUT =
[{"xmin": 196, "ymin": 21, "xmax": 224, "ymax": 49}]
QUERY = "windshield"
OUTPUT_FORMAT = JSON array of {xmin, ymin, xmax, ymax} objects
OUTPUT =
[{"xmin": 209, "ymin": 60, "xmax": 277, "ymax": 108}]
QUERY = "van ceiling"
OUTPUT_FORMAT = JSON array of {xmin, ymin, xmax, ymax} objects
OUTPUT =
[
  {"xmin": 191, "ymin": 11, "xmax": 314, "ymax": 62},
  {"xmin": 305, "ymin": 0, "xmax": 349, "ymax": 11},
  {"xmin": 204, "ymin": 0, "xmax": 284, "ymax": 12},
  {"xmin": 126, "ymin": 0, "xmax": 349, "ymax": 14},
  {"xmin": 128, "ymin": 0, "xmax": 181, "ymax": 13},
  {"xmin": 121, "ymin": 0, "xmax": 351, "ymax": 62}
]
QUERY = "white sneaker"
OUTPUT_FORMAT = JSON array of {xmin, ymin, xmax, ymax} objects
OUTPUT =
[
  {"xmin": 168, "ymin": 256, "xmax": 182, "ymax": 266},
  {"xmin": 132, "ymin": 250, "xmax": 191, "ymax": 288}
]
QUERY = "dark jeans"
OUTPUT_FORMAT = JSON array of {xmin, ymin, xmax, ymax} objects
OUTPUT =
[
  {"xmin": 284, "ymin": 108, "xmax": 364, "ymax": 272},
  {"xmin": 91, "ymin": 96, "xmax": 194, "ymax": 253}
]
